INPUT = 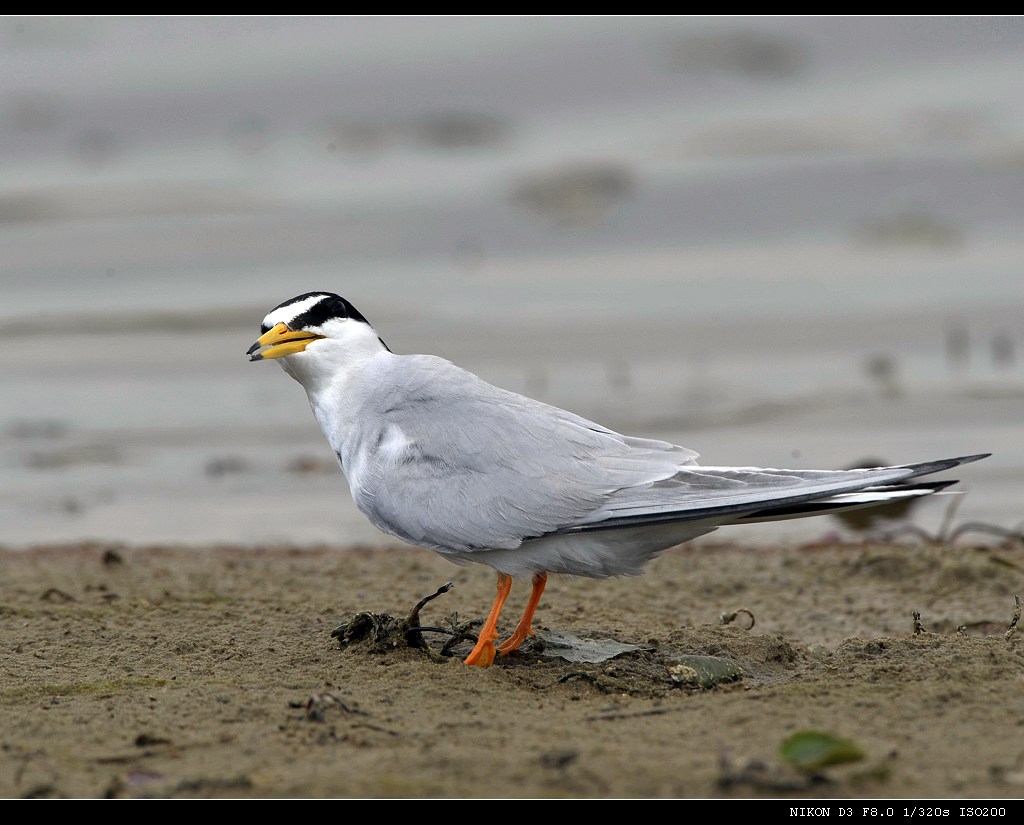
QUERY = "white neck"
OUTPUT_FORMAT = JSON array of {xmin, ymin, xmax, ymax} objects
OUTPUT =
[
  {"xmin": 276, "ymin": 319, "xmax": 389, "ymax": 460},
  {"xmin": 277, "ymin": 318, "xmax": 385, "ymax": 392}
]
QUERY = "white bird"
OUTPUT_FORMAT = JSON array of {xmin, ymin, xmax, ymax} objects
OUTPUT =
[{"xmin": 248, "ymin": 292, "xmax": 988, "ymax": 667}]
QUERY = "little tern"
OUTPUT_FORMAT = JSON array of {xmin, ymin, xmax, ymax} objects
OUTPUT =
[{"xmin": 248, "ymin": 292, "xmax": 988, "ymax": 667}]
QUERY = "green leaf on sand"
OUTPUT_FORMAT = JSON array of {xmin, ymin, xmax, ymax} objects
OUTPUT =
[{"xmin": 780, "ymin": 730, "xmax": 866, "ymax": 770}]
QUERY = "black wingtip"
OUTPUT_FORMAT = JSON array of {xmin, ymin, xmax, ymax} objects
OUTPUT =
[{"xmin": 895, "ymin": 453, "xmax": 990, "ymax": 479}]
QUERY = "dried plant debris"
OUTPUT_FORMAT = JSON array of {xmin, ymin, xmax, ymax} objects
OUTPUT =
[
  {"xmin": 910, "ymin": 596, "xmax": 1021, "ymax": 639},
  {"xmin": 300, "ymin": 693, "xmax": 369, "ymax": 724},
  {"xmin": 330, "ymin": 582, "xmax": 476, "ymax": 660},
  {"xmin": 1006, "ymin": 595, "xmax": 1022, "ymax": 643},
  {"xmin": 878, "ymin": 495, "xmax": 1024, "ymax": 547},
  {"xmin": 719, "ymin": 608, "xmax": 755, "ymax": 630}
]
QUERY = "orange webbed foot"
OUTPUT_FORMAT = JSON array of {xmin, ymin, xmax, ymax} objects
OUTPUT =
[
  {"xmin": 496, "ymin": 628, "xmax": 533, "ymax": 655},
  {"xmin": 462, "ymin": 572, "xmax": 513, "ymax": 667},
  {"xmin": 463, "ymin": 636, "xmax": 497, "ymax": 667}
]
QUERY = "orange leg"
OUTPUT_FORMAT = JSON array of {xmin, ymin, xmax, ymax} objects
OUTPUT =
[
  {"xmin": 464, "ymin": 572, "xmax": 513, "ymax": 667},
  {"xmin": 497, "ymin": 572, "xmax": 548, "ymax": 655}
]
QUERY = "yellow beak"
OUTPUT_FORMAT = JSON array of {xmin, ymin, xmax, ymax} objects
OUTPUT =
[{"xmin": 247, "ymin": 322, "xmax": 325, "ymax": 361}]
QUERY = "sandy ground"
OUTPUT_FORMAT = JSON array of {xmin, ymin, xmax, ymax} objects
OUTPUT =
[{"xmin": 2, "ymin": 537, "xmax": 1024, "ymax": 800}]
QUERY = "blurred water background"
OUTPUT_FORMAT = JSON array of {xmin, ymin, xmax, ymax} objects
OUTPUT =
[{"xmin": 1, "ymin": 16, "xmax": 1021, "ymax": 548}]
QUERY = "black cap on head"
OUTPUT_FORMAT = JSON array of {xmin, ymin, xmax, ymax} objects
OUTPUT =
[{"xmin": 261, "ymin": 292, "xmax": 371, "ymax": 333}]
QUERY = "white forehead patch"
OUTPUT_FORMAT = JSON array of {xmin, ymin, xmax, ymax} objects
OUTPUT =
[{"xmin": 262, "ymin": 294, "xmax": 329, "ymax": 329}]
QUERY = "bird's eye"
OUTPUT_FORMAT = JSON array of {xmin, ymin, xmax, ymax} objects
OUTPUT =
[{"xmin": 333, "ymin": 298, "xmax": 348, "ymax": 318}]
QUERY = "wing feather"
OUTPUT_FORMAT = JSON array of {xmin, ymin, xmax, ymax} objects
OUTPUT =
[{"xmin": 340, "ymin": 354, "xmax": 986, "ymax": 554}]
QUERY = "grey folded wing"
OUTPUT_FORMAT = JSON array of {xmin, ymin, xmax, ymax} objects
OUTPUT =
[{"xmin": 353, "ymin": 357, "xmax": 987, "ymax": 552}]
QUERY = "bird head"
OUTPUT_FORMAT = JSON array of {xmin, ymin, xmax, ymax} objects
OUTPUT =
[{"xmin": 247, "ymin": 292, "xmax": 388, "ymax": 382}]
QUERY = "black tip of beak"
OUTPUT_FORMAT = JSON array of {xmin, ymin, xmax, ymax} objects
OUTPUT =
[
  {"xmin": 246, "ymin": 342, "xmax": 262, "ymax": 357},
  {"xmin": 248, "ymin": 353, "xmax": 264, "ymax": 362}
]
